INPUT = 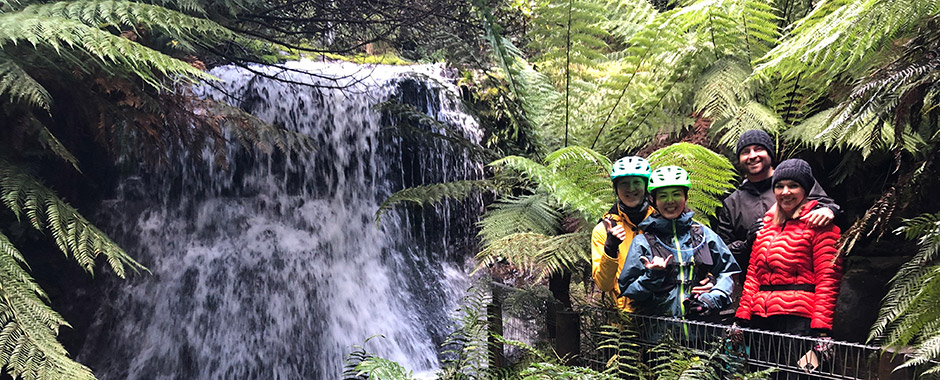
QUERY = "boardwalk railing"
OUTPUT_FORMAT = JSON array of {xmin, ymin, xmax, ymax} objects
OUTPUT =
[
  {"xmin": 486, "ymin": 282, "xmax": 922, "ymax": 379},
  {"xmin": 578, "ymin": 307, "xmax": 914, "ymax": 380}
]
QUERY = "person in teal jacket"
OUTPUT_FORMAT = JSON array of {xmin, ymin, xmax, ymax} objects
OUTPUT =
[{"xmin": 618, "ymin": 166, "xmax": 741, "ymax": 319}]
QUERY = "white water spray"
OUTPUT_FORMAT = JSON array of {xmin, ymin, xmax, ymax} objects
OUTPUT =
[{"xmin": 78, "ymin": 60, "xmax": 483, "ymax": 379}]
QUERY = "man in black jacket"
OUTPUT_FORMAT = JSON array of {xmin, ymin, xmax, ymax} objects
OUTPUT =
[{"xmin": 717, "ymin": 129, "xmax": 841, "ymax": 273}]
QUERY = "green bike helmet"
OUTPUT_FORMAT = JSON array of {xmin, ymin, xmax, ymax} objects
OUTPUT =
[
  {"xmin": 647, "ymin": 166, "xmax": 691, "ymax": 193},
  {"xmin": 610, "ymin": 156, "xmax": 651, "ymax": 181}
]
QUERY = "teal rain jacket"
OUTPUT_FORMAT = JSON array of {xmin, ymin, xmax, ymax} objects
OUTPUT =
[{"xmin": 618, "ymin": 210, "xmax": 740, "ymax": 317}]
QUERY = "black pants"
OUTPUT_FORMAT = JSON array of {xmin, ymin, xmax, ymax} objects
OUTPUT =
[
  {"xmin": 749, "ymin": 315, "xmax": 823, "ymax": 380},
  {"xmin": 750, "ymin": 315, "xmax": 811, "ymax": 336}
]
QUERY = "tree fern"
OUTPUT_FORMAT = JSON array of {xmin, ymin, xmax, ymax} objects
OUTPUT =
[
  {"xmin": 693, "ymin": 58, "xmax": 755, "ymax": 121},
  {"xmin": 0, "ymin": 7, "xmax": 215, "ymax": 91},
  {"xmin": 21, "ymin": 1, "xmax": 238, "ymax": 48},
  {"xmin": 0, "ymin": 54, "xmax": 50, "ymax": 111},
  {"xmin": 479, "ymin": 2, "xmax": 557, "ymax": 140},
  {"xmin": 0, "ymin": 160, "xmax": 144, "ymax": 277},
  {"xmin": 374, "ymin": 179, "xmax": 505, "ymax": 225},
  {"xmin": 869, "ymin": 212, "xmax": 940, "ymax": 375},
  {"xmin": 753, "ymin": 0, "xmax": 940, "ymax": 81},
  {"xmin": 528, "ymin": 0, "xmax": 612, "ymax": 146},
  {"xmin": 596, "ymin": 318, "xmax": 645, "ymax": 379},
  {"xmin": 477, "ymin": 194, "xmax": 562, "ymax": 246},
  {"xmin": 492, "ymin": 146, "xmax": 612, "ymax": 221},
  {"xmin": 0, "ymin": 232, "xmax": 96, "ymax": 380},
  {"xmin": 646, "ymin": 143, "xmax": 737, "ymax": 224},
  {"xmin": 354, "ymin": 358, "xmax": 416, "ymax": 380}
]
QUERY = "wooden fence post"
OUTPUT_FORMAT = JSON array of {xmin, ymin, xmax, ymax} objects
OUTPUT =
[{"xmin": 555, "ymin": 309, "xmax": 581, "ymax": 366}]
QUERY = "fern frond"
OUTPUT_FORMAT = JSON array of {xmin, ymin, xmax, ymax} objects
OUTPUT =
[
  {"xmin": 693, "ymin": 58, "xmax": 754, "ymax": 121},
  {"xmin": 534, "ymin": 230, "xmax": 592, "ymax": 279},
  {"xmin": 478, "ymin": 194, "xmax": 562, "ymax": 246},
  {"xmin": 0, "ymin": 53, "xmax": 50, "ymax": 110},
  {"xmin": 0, "ymin": 232, "xmax": 95, "ymax": 380},
  {"xmin": 375, "ymin": 179, "xmax": 503, "ymax": 224},
  {"xmin": 519, "ymin": 361, "xmax": 617, "ymax": 379},
  {"xmin": 491, "ymin": 146, "xmax": 612, "ymax": 220},
  {"xmin": 871, "ymin": 212, "xmax": 940, "ymax": 341},
  {"xmin": 596, "ymin": 321, "xmax": 645, "ymax": 380},
  {"xmin": 0, "ymin": 160, "xmax": 145, "ymax": 278},
  {"xmin": 753, "ymin": 0, "xmax": 940, "ymax": 81},
  {"xmin": 354, "ymin": 358, "xmax": 416, "ymax": 380},
  {"xmin": 440, "ymin": 282, "xmax": 491, "ymax": 379},
  {"xmin": 0, "ymin": 10, "xmax": 214, "ymax": 90},
  {"xmin": 22, "ymin": 0, "xmax": 237, "ymax": 50},
  {"xmin": 646, "ymin": 143, "xmax": 737, "ymax": 223},
  {"xmin": 712, "ymin": 100, "xmax": 784, "ymax": 150},
  {"xmin": 475, "ymin": 232, "xmax": 549, "ymax": 276}
]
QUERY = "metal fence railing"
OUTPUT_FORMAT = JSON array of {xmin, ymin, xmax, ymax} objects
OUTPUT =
[
  {"xmin": 579, "ymin": 307, "xmax": 910, "ymax": 380},
  {"xmin": 484, "ymin": 283, "xmax": 920, "ymax": 379}
]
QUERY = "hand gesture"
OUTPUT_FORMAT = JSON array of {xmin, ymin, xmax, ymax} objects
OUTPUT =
[
  {"xmin": 603, "ymin": 218, "xmax": 627, "ymax": 242},
  {"xmin": 691, "ymin": 276, "xmax": 714, "ymax": 295},
  {"xmin": 801, "ymin": 207, "xmax": 835, "ymax": 228},
  {"xmin": 640, "ymin": 255, "xmax": 672, "ymax": 270}
]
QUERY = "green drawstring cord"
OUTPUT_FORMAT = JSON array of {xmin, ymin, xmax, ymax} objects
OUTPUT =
[{"xmin": 673, "ymin": 221, "xmax": 691, "ymax": 339}]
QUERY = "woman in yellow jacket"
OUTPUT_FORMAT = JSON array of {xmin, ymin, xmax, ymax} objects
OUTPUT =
[{"xmin": 591, "ymin": 156, "xmax": 655, "ymax": 310}]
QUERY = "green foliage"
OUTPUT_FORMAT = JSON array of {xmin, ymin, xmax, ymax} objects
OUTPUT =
[
  {"xmin": 0, "ymin": 1, "xmax": 308, "ymax": 379},
  {"xmin": 870, "ymin": 212, "xmax": 940, "ymax": 375},
  {"xmin": 491, "ymin": 146, "xmax": 612, "ymax": 221},
  {"xmin": 596, "ymin": 318, "xmax": 645, "ymax": 379},
  {"xmin": 646, "ymin": 143, "xmax": 737, "ymax": 224},
  {"xmin": 0, "ymin": 160, "xmax": 145, "ymax": 278},
  {"xmin": 439, "ymin": 283, "xmax": 491, "ymax": 380},
  {"xmin": 0, "ymin": 232, "xmax": 95, "ymax": 380},
  {"xmin": 754, "ymin": 0, "xmax": 940, "ymax": 81},
  {"xmin": 355, "ymin": 358, "xmax": 417, "ymax": 380},
  {"xmin": 375, "ymin": 179, "xmax": 506, "ymax": 225},
  {"xmin": 477, "ymin": 194, "xmax": 562, "ymax": 246},
  {"xmin": 0, "ymin": 3, "xmax": 216, "ymax": 92},
  {"xmin": 517, "ymin": 362, "xmax": 616, "ymax": 379}
]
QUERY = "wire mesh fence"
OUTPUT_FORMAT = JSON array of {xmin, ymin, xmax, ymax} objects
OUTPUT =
[
  {"xmin": 579, "ymin": 307, "xmax": 908, "ymax": 380},
  {"xmin": 484, "ymin": 283, "xmax": 919, "ymax": 379}
]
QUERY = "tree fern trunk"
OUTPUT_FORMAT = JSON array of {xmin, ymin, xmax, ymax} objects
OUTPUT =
[{"xmin": 564, "ymin": 0, "xmax": 572, "ymax": 147}]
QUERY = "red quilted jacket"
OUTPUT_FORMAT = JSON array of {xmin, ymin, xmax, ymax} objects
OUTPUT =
[{"xmin": 735, "ymin": 200, "xmax": 842, "ymax": 330}]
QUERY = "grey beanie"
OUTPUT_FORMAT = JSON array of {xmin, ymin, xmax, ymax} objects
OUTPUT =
[
  {"xmin": 736, "ymin": 129, "xmax": 775, "ymax": 161},
  {"xmin": 772, "ymin": 159, "xmax": 814, "ymax": 193}
]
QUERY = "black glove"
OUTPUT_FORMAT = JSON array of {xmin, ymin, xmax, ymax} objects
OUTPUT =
[
  {"xmin": 602, "ymin": 218, "xmax": 623, "ymax": 257},
  {"xmin": 684, "ymin": 297, "xmax": 711, "ymax": 316},
  {"xmin": 743, "ymin": 218, "xmax": 764, "ymax": 250}
]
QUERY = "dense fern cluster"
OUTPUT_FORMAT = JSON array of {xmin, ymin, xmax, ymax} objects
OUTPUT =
[
  {"xmin": 0, "ymin": 1, "xmax": 312, "ymax": 379},
  {"xmin": 380, "ymin": 0, "xmax": 940, "ymax": 376}
]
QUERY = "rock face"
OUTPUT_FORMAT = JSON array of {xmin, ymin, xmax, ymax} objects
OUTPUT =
[
  {"xmin": 832, "ymin": 246, "xmax": 911, "ymax": 343},
  {"xmin": 70, "ymin": 62, "xmax": 484, "ymax": 380}
]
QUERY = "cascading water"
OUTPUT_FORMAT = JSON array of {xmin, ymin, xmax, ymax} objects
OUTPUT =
[{"xmin": 77, "ymin": 60, "xmax": 484, "ymax": 379}]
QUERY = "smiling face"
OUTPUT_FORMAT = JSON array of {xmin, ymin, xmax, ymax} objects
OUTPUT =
[
  {"xmin": 615, "ymin": 177, "xmax": 647, "ymax": 207},
  {"xmin": 653, "ymin": 186, "xmax": 688, "ymax": 220},
  {"xmin": 738, "ymin": 144, "xmax": 773, "ymax": 180},
  {"xmin": 774, "ymin": 179, "xmax": 807, "ymax": 215}
]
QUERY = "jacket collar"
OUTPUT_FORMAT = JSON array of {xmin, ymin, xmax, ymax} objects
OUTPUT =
[
  {"xmin": 766, "ymin": 199, "xmax": 820, "ymax": 221},
  {"xmin": 739, "ymin": 177, "xmax": 772, "ymax": 196},
  {"xmin": 638, "ymin": 209, "xmax": 695, "ymax": 235}
]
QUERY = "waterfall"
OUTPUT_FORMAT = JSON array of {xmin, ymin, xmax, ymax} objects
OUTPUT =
[{"xmin": 77, "ymin": 60, "xmax": 484, "ymax": 379}]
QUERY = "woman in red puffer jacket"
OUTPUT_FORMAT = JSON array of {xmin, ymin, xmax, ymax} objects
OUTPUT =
[{"xmin": 735, "ymin": 159, "xmax": 842, "ymax": 337}]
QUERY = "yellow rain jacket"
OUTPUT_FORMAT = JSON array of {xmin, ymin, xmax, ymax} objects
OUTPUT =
[{"xmin": 591, "ymin": 203, "xmax": 655, "ymax": 311}]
